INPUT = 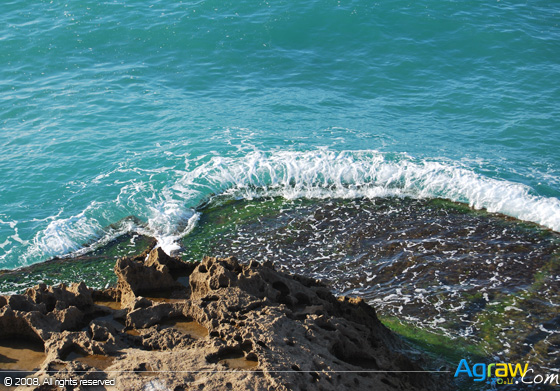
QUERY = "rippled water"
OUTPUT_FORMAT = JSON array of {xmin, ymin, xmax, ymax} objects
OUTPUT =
[
  {"xmin": 1, "ymin": 2, "xmax": 559, "ymax": 385},
  {"xmin": 1, "ymin": 0, "xmax": 559, "ymax": 268}
]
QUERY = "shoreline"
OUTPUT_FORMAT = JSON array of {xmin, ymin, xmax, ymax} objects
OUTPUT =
[
  {"xmin": 2, "ymin": 196, "xmax": 559, "ymax": 377},
  {"xmin": 1, "ymin": 196, "xmax": 558, "ymax": 390}
]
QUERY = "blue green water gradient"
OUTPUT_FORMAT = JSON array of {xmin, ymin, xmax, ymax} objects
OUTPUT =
[{"xmin": 1, "ymin": 0, "xmax": 559, "ymax": 268}]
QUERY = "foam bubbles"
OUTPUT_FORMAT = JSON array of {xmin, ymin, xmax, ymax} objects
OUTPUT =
[
  {"xmin": 177, "ymin": 149, "xmax": 560, "ymax": 232},
  {"xmin": 4, "ymin": 148, "xmax": 560, "ymax": 268}
]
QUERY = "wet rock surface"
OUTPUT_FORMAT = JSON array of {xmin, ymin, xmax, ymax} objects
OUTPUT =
[
  {"xmin": 182, "ymin": 196, "xmax": 560, "ymax": 371},
  {"xmin": 0, "ymin": 248, "xmax": 450, "ymax": 390}
]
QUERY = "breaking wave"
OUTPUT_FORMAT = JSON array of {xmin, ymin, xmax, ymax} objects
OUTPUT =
[{"xmin": 5, "ymin": 149, "xmax": 560, "ymax": 268}]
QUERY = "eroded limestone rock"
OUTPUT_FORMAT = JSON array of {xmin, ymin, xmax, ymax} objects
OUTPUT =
[
  {"xmin": 0, "ymin": 253, "xmax": 451, "ymax": 391},
  {"xmin": 114, "ymin": 247, "xmax": 195, "ymax": 308}
]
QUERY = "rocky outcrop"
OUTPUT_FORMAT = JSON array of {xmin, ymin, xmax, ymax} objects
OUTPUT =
[
  {"xmin": 114, "ymin": 247, "xmax": 196, "ymax": 308},
  {"xmin": 0, "ymin": 249, "xmax": 451, "ymax": 391},
  {"xmin": 0, "ymin": 282, "xmax": 93, "ymax": 343}
]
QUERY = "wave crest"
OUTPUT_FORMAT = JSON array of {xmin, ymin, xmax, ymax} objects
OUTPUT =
[
  {"xmin": 6, "ymin": 149, "xmax": 560, "ymax": 268},
  {"xmin": 180, "ymin": 150, "xmax": 560, "ymax": 231}
]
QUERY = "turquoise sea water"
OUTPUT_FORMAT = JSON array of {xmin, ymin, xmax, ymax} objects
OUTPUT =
[{"xmin": 1, "ymin": 0, "xmax": 559, "ymax": 269}]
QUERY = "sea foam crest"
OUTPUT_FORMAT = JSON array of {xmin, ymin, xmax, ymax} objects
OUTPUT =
[
  {"xmin": 27, "ymin": 207, "xmax": 128, "ymax": 263},
  {"xmin": 146, "ymin": 187, "xmax": 200, "ymax": 255},
  {"xmin": 15, "ymin": 149, "xmax": 560, "ymax": 266},
  {"xmin": 178, "ymin": 149, "xmax": 560, "ymax": 232}
]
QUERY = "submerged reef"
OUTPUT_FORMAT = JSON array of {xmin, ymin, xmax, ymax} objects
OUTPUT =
[{"xmin": 0, "ymin": 247, "xmax": 450, "ymax": 390}]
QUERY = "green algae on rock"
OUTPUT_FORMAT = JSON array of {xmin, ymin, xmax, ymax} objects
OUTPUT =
[
  {"xmin": 180, "ymin": 196, "xmax": 560, "ymax": 373},
  {"xmin": 0, "ymin": 233, "xmax": 156, "ymax": 295}
]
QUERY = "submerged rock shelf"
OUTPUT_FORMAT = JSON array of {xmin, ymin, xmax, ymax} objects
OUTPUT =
[
  {"xmin": 0, "ymin": 247, "xmax": 450, "ymax": 391},
  {"xmin": 181, "ymin": 196, "xmax": 560, "ymax": 372},
  {"xmin": 0, "ymin": 233, "xmax": 156, "ymax": 296}
]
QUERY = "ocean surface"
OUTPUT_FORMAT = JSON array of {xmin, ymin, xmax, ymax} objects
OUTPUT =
[
  {"xmin": 1, "ymin": 0, "xmax": 560, "ymax": 381},
  {"xmin": 1, "ymin": 0, "xmax": 559, "ymax": 269}
]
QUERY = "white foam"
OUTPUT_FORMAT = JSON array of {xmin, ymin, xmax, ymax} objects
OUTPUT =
[
  {"xmin": 21, "ymin": 204, "xmax": 144, "ymax": 265},
  {"xmin": 176, "ymin": 149, "xmax": 560, "ymax": 232},
  {"xmin": 28, "ymin": 209, "xmax": 103, "ymax": 261},
  {"xmin": 145, "ymin": 188, "xmax": 200, "ymax": 255},
  {"xmin": 154, "ymin": 212, "xmax": 200, "ymax": 256},
  {"xmin": 6, "ymin": 148, "xmax": 560, "ymax": 267}
]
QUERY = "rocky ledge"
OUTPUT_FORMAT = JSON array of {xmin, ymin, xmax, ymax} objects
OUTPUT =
[{"xmin": 0, "ymin": 248, "xmax": 451, "ymax": 390}]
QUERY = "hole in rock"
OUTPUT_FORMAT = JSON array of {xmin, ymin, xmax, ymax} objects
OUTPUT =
[
  {"xmin": 0, "ymin": 338, "xmax": 45, "ymax": 374},
  {"xmin": 207, "ymin": 348, "xmax": 258, "ymax": 370},
  {"xmin": 144, "ymin": 289, "xmax": 187, "ymax": 303},
  {"xmin": 44, "ymin": 298, "xmax": 56, "ymax": 313},
  {"xmin": 256, "ymin": 341, "xmax": 268, "ymax": 350},
  {"xmin": 240, "ymin": 341, "xmax": 253, "ymax": 352},
  {"xmin": 294, "ymin": 293, "xmax": 311, "ymax": 306},
  {"xmin": 175, "ymin": 276, "xmax": 190, "ymax": 288},
  {"xmin": 125, "ymin": 329, "xmax": 141, "ymax": 336},
  {"xmin": 134, "ymin": 362, "xmax": 154, "ymax": 376},
  {"xmin": 315, "ymin": 318, "xmax": 336, "ymax": 332},
  {"xmin": 94, "ymin": 299, "xmax": 122, "ymax": 311},
  {"xmin": 221, "ymin": 354, "xmax": 258, "ymax": 370},
  {"xmin": 161, "ymin": 317, "xmax": 208, "ymax": 339},
  {"xmin": 63, "ymin": 348, "xmax": 115, "ymax": 371},
  {"xmin": 272, "ymin": 281, "xmax": 290, "ymax": 296}
]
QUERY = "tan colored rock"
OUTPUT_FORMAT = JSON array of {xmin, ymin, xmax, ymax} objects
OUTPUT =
[
  {"xmin": 114, "ymin": 247, "xmax": 196, "ymax": 308},
  {"xmin": 1, "ymin": 252, "xmax": 452, "ymax": 391},
  {"xmin": 26, "ymin": 282, "xmax": 93, "ymax": 310}
]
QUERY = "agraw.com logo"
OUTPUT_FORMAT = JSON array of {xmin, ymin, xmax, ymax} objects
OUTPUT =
[
  {"xmin": 454, "ymin": 359, "xmax": 528, "ymax": 386},
  {"xmin": 454, "ymin": 359, "xmax": 560, "ymax": 387}
]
